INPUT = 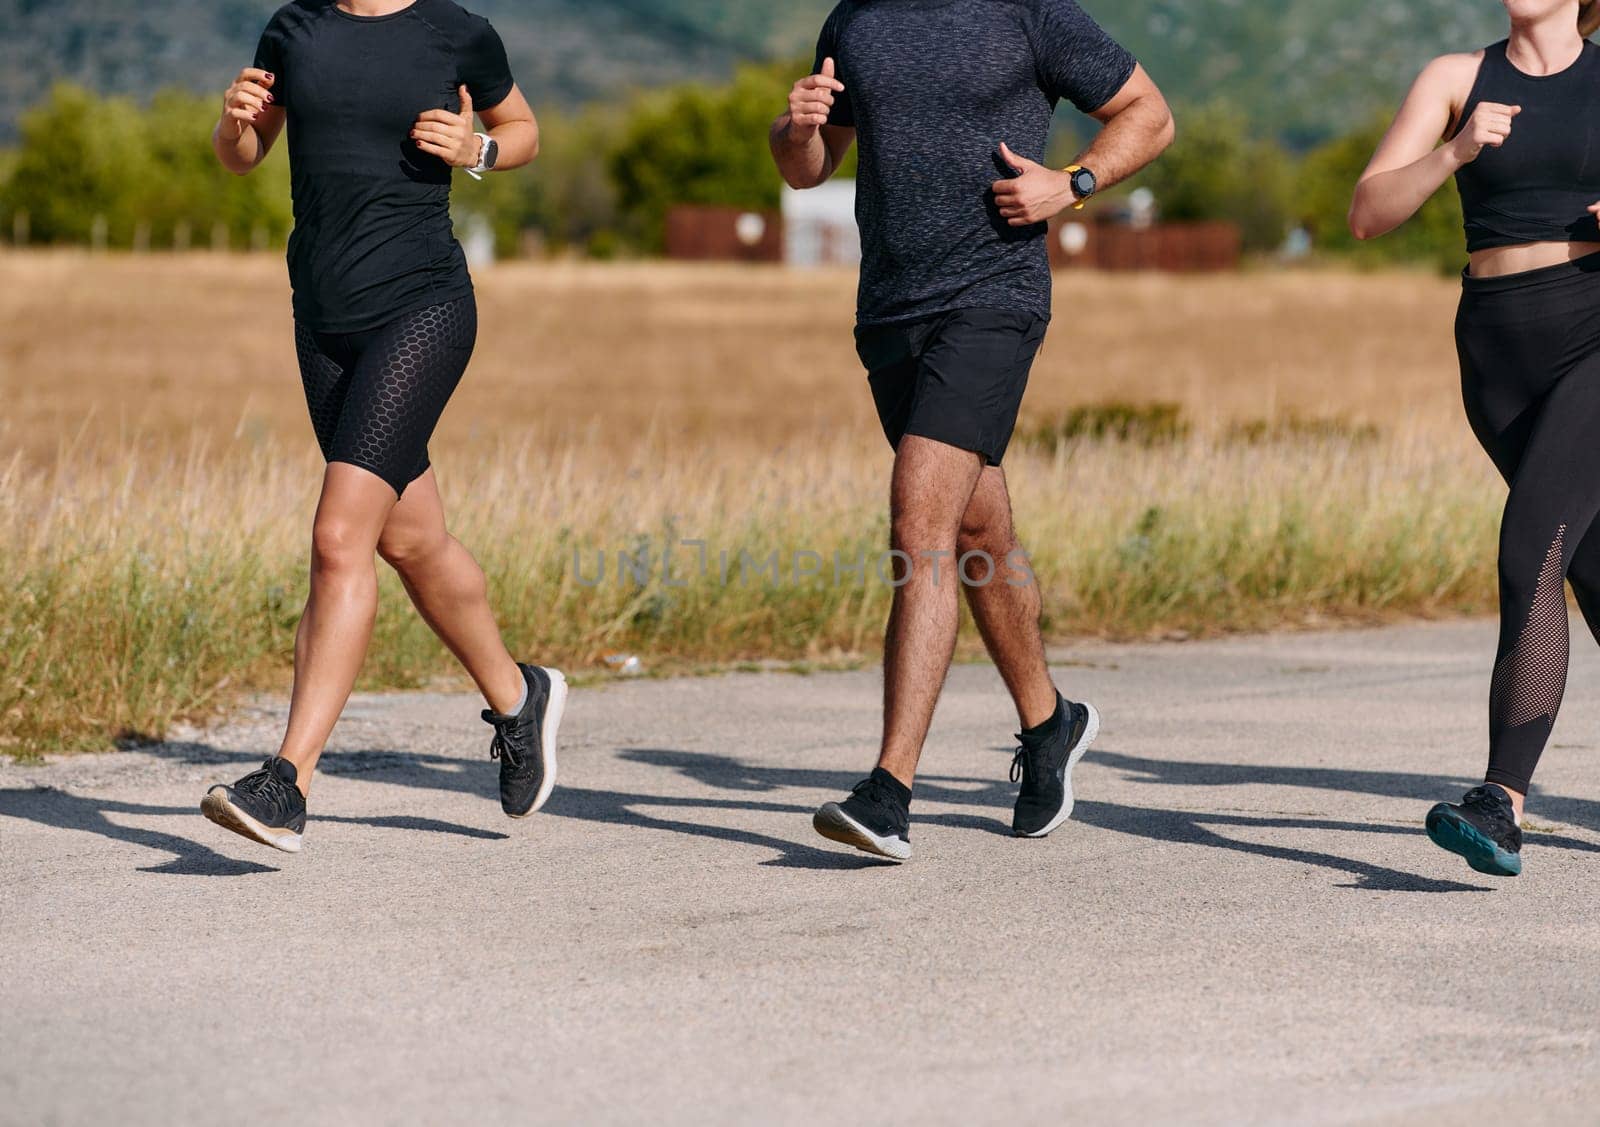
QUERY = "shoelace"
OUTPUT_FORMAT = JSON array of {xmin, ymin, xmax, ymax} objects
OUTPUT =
[
  {"xmin": 482, "ymin": 711, "xmax": 525, "ymax": 767},
  {"xmin": 1463, "ymin": 786, "xmax": 1515, "ymax": 832},
  {"xmin": 234, "ymin": 760, "xmax": 296, "ymax": 818},
  {"xmin": 1009, "ymin": 743, "xmax": 1040, "ymax": 786},
  {"xmin": 234, "ymin": 765, "xmax": 274, "ymax": 794},
  {"xmin": 851, "ymin": 776, "xmax": 898, "ymax": 813}
]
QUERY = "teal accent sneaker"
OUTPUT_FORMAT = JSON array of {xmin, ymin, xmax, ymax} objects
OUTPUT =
[{"xmin": 1426, "ymin": 784, "xmax": 1523, "ymax": 877}]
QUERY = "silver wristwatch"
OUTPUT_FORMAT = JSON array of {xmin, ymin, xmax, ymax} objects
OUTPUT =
[{"xmin": 466, "ymin": 132, "xmax": 496, "ymax": 180}]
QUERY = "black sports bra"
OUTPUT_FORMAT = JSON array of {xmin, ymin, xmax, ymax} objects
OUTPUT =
[{"xmin": 1452, "ymin": 39, "xmax": 1600, "ymax": 252}]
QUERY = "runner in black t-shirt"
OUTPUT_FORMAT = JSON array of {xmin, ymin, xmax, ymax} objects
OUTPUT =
[
  {"xmin": 199, "ymin": 0, "xmax": 565, "ymax": 853},
  {"xmin": 772, "ymin": 0, "xmax": 1174, "ymax": 862}
]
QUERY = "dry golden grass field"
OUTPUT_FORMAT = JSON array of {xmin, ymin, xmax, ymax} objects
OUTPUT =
[
  {"xmin": 0, "ymin": 251, "xmax": 1500, "ymax": 755},
  {"xmin": 1, "ymin": 252, "xmax": 1468, "ymax": 462}
]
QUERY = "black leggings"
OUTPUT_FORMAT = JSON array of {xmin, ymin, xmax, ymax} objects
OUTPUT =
[
  {"xmin": 294, "ymin": 295, "xmax": 477, "ymax": 496},
  {"xmin": 1456, "ymin": 253, "xmax": 1600, "ymax": 794}
]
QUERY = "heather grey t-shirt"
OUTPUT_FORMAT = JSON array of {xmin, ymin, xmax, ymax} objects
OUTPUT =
[{"xmin": 814, "ymin": 0, "xmax": 1136, "ymax": 325}]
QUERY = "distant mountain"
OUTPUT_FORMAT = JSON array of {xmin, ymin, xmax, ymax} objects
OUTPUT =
[
  {"xmin": 1107, "ymin": 1, "xmax": 1506, "ymax": 146},
  {"xmin": 0, "ymin": 1, "xmax": 1510, "ymax": 144}
]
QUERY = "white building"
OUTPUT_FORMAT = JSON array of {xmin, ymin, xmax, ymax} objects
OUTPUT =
[{"xmin": 781, "ymin": 181, "xmax": 860, "ymax": 268}]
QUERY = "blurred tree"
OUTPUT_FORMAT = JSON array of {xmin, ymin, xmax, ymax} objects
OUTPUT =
[
  {"xmin": 1298, "ymin": 115, "xmax": 1464, "ymax": 274},
  {"xmin": 609, "ymin": 57, "xmax": 855, "ymax": 251},
  {"xmin": 1, "ymin": 84, "xmax": 155, "ymax": 246},
  {"xmin": 530, "ymin": 106, "xmax": 630, "ymax": 257},
  {"xmin": 0, "ymin": 72, "xmax": 1471, "ymax": 273},
  {"xmin": 1130, "ymin": 100, "xmax": 1294, "ymax": 252},
  {"xmin": 457, "ymin": 104, "xmax": 629, "ymax": 258},
  {"xmin": 0, "ymin": 82, "xmax": 291, "ymax": 249},
  {"xmin": 138, "ymin": 88, "xmax": 291, "ymax": 247}
]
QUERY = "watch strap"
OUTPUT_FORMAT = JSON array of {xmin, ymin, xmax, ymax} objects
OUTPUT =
[
  {"xmin": 465, "ymin": 131, "xmax": 492, "ymax": 180},
  {"xmin": 1063, "ymin": 164, "xmax": 1090, "ymax": 210}
]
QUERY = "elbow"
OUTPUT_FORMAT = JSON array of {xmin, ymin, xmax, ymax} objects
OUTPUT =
[
  {"xmin": 212, "ymin": 137, "xmax": 254, "ymax": 176},
  {"xmin": 1128, "ymin": 94, "xmax": 1175, "ymax": 156},
  {"xmin": 768, "ymin": 127, "xmax": 797, "ymax": 188},
  {"xmin": 1347, "ymin": 201, "xmax": 1374, "ymax": 241},
  {"xmin": 770, "ymin": 142, "xmax": 820, "ymax": 191},
  {"xmin": 1157, "ymin": 110, "xmax": 1176, "ymax": 155}
]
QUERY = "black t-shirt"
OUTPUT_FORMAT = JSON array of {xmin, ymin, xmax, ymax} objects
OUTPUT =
[
  {"xmin": 254, "ymin": 0, "xmax": 515, "ymax": 332},
  {"xmin": 814, "ymin": 0, "xmax": 1136, "ymax": 325}
]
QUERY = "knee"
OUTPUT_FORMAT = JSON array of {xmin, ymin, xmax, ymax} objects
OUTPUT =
[
  {"xmin": 310, "ymin": 516, "xmax": 374, "ymax": 576},
  {"xmin": 377, "ymin": 525, "xmax": 446, "ymax": 572},
  {"xmin": 890, "ymin": 508, "xmax": 958, "ymax": 556},
  {"xmin": 1570, "ymin": 552, "xmax": 1600, "ymax": 603},
  {"xmin": 1497, "ymin": 522, "xmax": 1566, "ymax": 602},
  {"xmin": 957, "ymin": 512, "xmax": 1012, "ymax": 560}
]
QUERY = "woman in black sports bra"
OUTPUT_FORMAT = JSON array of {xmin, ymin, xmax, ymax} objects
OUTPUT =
[
  {"xmin": 198, "ymin": 1, "xmax": 567, "ymax": 855},
  {"xmin": 1350, "ymin": 0, "xmax": 1600, "ymax": 877}
]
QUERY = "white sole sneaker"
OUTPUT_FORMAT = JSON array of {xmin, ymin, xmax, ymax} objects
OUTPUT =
[
  {"xmin": 508, "ymin": 667, "xmax": 566, "ymax": 819},
  {"xmin": 1015, "ymin": 702, "xmax": 1101, "ymax": 839},
  {"xmin": 812, "ymin": 802, "xmax": 912, "ymax": 862},
  {"xmin": 200, "ymin": 789, "xmax": 303, "ymax": 853}
]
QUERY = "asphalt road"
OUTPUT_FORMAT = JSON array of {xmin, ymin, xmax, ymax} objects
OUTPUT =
[{"xmin": 4, "ymin": 620, "xmax": 1599, "ymax": 1125}]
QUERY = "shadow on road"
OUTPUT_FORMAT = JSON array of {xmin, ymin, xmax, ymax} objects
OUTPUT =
[
  {"xmin": 623, "ymin": 747, "xmax": 1499, "ymax": 892},
  {"xmin": 543, "ymin": 784, "xmax": 897, "ymax": 870},
  {"xmin": 0, "ymin": 788, "xmax": 280, "ymax": 876},
  {"xmin": 0, "ymin": 756, "xmax": 509, "ymax": 876},
  {"xmin": 1092, "ymin": 751, "xmax": 1600, "ymax": 851},
  {"xmin": 5, "ymin": 736, "xmax": 1594, "ymax": 886},
  {"xmin": 1073, "ymin": 802, "xmax": 1492, "ymax": 893}
]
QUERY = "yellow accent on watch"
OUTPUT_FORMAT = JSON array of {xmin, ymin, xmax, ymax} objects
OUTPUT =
[{"xmin": 1063, "ymin": 164, "xmax": 1088, "ymax": 210}]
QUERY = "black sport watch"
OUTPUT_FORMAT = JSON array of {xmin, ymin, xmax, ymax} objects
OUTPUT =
[{"xmin": 1065, "ymin": 164, "xmax": 1096, "ymax": 209}]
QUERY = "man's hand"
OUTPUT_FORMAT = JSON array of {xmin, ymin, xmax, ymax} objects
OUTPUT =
[
  {"xmin": 220, "ymin": 67, "xmax": 275, "ymax": 141},
  {"xmin": 991, "ymin": 142, "xmax": 1077, "ymax": 227},
  {"xmin": 786, "ymin": 57, "xmax": 844, "ymax": 141},
  {"xmin": 1448, "ymin": 101, "xmax": 1519, "ymax": 165},
  {"xmin": 412, "ymin": 85, "xmax": 481, "ymax": 168}
]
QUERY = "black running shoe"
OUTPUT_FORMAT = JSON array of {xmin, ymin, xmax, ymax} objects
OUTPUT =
[
  {"xmin": 1426, "ymin": 784, "xmax": 1523, "ymax": 876},
  {"xmin": 813, "ymin": 768, "xmax": 912, "ymax": 862},
  {"xmin": 201, "ymin": 757, "xmax": 307, "ymax": 853},
  {"xmin": 1011, "ymin": 697, "xmax": 1101, "ymax": 838},
  {"xmin": 482, "ymin": 663, "xmax": 567, "ymax": 818}
]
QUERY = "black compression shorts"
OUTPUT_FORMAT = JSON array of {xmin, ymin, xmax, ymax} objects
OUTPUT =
[{"xmin": 294, "ymin": 296, "xmax": 477, "ymax": 496}]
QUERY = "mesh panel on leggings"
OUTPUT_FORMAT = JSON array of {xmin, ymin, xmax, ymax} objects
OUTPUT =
[{"xmin": 1490, "ymin": 524, "xmax": 1569, "ymax": 731}]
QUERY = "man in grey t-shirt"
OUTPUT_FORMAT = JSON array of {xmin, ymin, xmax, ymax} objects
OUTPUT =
[{"xmin": 771, "ymin": 0, "xmax": 1173, "ymax": 862}]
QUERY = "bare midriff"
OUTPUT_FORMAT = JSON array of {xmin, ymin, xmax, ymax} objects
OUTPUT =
[{"xmin": 1468, "ymin": 240, "xmax": 1600, "ymax": 277}]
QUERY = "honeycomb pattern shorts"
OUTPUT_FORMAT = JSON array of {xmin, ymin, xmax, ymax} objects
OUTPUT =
[{"xmin": 294, "ymin": 295, "xmax": 478, "ymax": 495}]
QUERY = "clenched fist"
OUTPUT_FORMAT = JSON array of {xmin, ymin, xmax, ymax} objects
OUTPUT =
[
  {"xmin": 1450, "ymin": 101, "xmax": 1520, "ymax": 164},
  {"xmin": 786, "ymin": 57, "xmax": 845, "ymax": 139},
  {"xmin": 411, "ymin": 85, "xmax": 481, "ymax": 168},
  {"xmin": 220, "ymin": 67, "xmax": 276, "ymax": 140}
]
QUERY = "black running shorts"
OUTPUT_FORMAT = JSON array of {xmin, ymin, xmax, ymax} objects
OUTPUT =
[
  {"xmin": 855, "ymin": 307, "xmax": 1047, "ymax": 466},
  {"xmin": 294, "ymin": 296, "xmax": 477, "ymax": 496}
]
